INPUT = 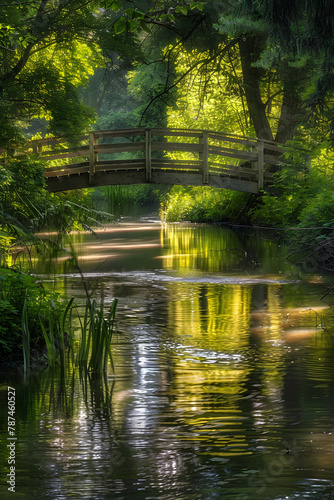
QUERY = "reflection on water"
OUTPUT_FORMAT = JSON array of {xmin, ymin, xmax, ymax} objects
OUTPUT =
[{"xmin": 1, "ymin": 222, "xmax": 334, "ymax": 499}]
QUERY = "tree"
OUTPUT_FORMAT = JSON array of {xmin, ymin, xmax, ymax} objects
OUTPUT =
[
  {"xmin": 124, "ymin": 0, "xmax": 333, "ymax": 145},
  {"xmin": 0, "ymin": 0, "xmax": 105, "ymax": 147}
]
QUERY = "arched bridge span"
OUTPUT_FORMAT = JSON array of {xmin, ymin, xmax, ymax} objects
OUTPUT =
[{"xmin": 27, "ymin": 128, "xmax": 285, "ymax": 193}]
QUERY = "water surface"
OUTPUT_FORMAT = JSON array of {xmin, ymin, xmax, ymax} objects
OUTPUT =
[{"xmin": 1, "ymin": 222, "xmax": 334, "ymax": 499}]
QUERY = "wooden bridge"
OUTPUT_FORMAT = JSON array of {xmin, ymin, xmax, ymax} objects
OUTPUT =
[{"xmin": 26, "ymin": 128, "xmax": 285, "ymax": 193}]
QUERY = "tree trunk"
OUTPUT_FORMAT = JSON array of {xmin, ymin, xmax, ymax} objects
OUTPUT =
[
  {"xmin": 275, "ymin": 65, "xmax": 306, "ymax": 143},
  {"xmin": 238, "ymin": 36, "xmax": 273, "ymax": 141}
]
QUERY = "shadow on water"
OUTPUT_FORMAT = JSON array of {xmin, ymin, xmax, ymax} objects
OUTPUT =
[{"xmin": 1, "ymin": 222, "xmax": 334, "ymax": 499}]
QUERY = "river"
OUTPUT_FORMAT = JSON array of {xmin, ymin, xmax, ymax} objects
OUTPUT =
[{"xmin": 1, "ymin": 219, "xmax": 334, "ymax": 499}]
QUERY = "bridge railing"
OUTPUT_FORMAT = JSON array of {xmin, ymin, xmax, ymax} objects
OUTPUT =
[{"xmin": 27, "ymin": 128, "xmax": 285, "ymax": 192}]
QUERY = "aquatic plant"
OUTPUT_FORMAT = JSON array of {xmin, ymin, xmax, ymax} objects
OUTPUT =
[
  {"xmin": 39, "ymin": 297, "xmax": 75, "ymax": 370},
  {"xmin": 0, "ymin": 267, "xmax": 68, "ymax": 367},
  {"xmin": 21, "ymin": 297, "xmax": 30, "ymax": 376},
  {"xmin": 77, "ymin": 294, "xmax": 118, "ymax": 375}
]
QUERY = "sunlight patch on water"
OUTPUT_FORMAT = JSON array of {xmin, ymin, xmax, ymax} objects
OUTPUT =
[{"xmin": 35, "ymin": 269, "xmax": 299, "ymax": 286}]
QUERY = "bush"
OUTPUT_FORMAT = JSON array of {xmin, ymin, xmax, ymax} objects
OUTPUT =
[
  {"xmin": 162, "ymin": 185, "xmax": 249, "ymax": 223},
  {"xmin": 0, "ymin": 267, "xmax": 68, "ymax": 366}
]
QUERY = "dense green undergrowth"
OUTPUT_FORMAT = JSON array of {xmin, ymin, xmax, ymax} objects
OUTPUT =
[
  {"xmin": 0, "ymin": 267, "xmax": 68, "ymax": 367},
  {"xmin": 160, "ymin": 140, "xmax": 334, "ymax": 256},
  {"xmin": 0, "ymin": 265, "xmax": 118, "ymax": 375}
]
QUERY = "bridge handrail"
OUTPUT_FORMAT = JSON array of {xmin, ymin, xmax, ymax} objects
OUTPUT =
[{"xmin": 1, "ymin": 127, "xmax": 293, "ymax": 193}]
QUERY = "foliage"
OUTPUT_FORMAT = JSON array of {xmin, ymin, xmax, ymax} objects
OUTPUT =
[
  {"xmin": 248, "ymin": 138, "xmax": 334, "ymax": 242},
  {"xmin": 0, "ymin": 1, "xmax": 105, "ymax": 145},
  {"xmin": 0, "ymin": 262, "xmax": 118, "ymax": 376},
  {"xmin": 161, "ymin": 185, "xmax": 249, "ymax": 223},
  {"xmin": 0, "ymin": 267, "xmax": 69, "ymax": 366},
  {"xmin": 92, "ymin": 184, "xmax": 168, "ymax": 215},
  {"xmin": 0, "ymin": 157, "xmax": 46, "ymax": 228},
  {"xmin": 166, "ymin": 43, "xmax": 253, "ymax": 136}
]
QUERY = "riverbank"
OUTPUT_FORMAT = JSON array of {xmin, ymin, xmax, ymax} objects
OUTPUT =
[{"xmin": 159, "ymin": 181, "xmax": 334, "ymax": 274}]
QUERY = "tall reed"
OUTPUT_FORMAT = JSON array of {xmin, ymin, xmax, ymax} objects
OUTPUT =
[
  {"xmin": 77, "ymin": 295, "xmax": 118, "ymax": 375},
  {"xmin": 22, "ymin": 296, "xmax": 30, "ymax": 376},
  {"xmin": 68, "ymin": 243, "xmax": 118, "ymax": 375}
]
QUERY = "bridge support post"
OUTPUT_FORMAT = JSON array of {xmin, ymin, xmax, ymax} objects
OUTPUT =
[
  {"xmin": 199, "ymin": 131, "xmax": 209, "ymax": 184},
  {"xmin": 257, "ymin": 140, "xmax": 264, "ymax": 191},
  {"xmin": 145, "ymin": 129, "xmax": 152, "ymax": 182},
  {"xmin": 32, "ymin": 141, "xmax": 42, "ymax": 156},
  {"xmin": 89, "ymin": 132, "xmax": 96, "ymax": 184}
]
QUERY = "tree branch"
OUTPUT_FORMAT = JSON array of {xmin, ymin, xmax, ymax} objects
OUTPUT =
[{"xmin": 139, "ymin": 40, "xmax": 238, "ymax": 126}]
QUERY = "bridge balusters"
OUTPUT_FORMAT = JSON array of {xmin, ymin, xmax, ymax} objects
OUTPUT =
[
  {"xmin": 32, "ymin": 141, "xmax": 43, "ymax": 156},
  {"xmin": 89, "ymin": 132, "xmax": 97, "ymax": 184},
  {"xmin": 257, "ymin": 140, "xmax": 264, "ymax": 190}
]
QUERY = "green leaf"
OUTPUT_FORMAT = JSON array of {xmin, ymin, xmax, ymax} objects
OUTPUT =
[
  {"xmin": 132, "ymin": 10, "xmax": 145, "ymax": 19},
  {"xmin": 139, "ymin": 19, "xmax": 151, "ymax": 33},
  {"xmin": 114, "ymin": 17, "xmax": 126, "ymax": 34},
  {"xmin": 109, "ymin": 0, "xmax": 122, "ymax": 11},
  {"xmin": 127, "ymin": 19, "xmax": 137, "ymax": 31}
]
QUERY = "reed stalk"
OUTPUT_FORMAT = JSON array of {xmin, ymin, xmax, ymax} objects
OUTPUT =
[
  {"xmin": 76, "ymin": 295, "xmax": 118, "ymax": 375},
  {"xmin": 39, "ymin": 317, "xmax": 56, "ymax": 366},
  {"xmin": 21, "ymin": 296, "xmax": 30, "ymax": 376}
]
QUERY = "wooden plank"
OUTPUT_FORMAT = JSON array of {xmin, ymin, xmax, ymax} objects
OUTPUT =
[
  {"xmin": 209, "ymin": 174, "xmax": 259, "ymax": 194},
  {"xmin": 46, "ymin": 173, "xmax": 90, "ymax": 192},
  {"xmin": 207, "ymin": 130, "xmax": 258, "ymax": 141},
  {"xmin": 152, "ymin": 161, "xmax": 200, "ymax": 170},
  {"xmin": 40, "ymin": 150, "xmax": 90, "ymax": 161},
  {"xmin": 89, "ymin": 132, "xmax": 95, "ymax": 184},
  {"xmin": 151, "ymin": 158, "xmax": 200, "ymax": 165},
  {"xmin": 94, "ymin": 170, "xmax": 147, "ymax": 187},
  {"xmin": 45, "ymin": 166, "xmax": 89, "ymax": 177},
  {"xmin": 209, "ymin": 165, "xmax": 257, "ymax": 178},
  {"xmin": 153, "ymin": 165, "xmax": 200, "ymax": 172},
  {"xmin": 95, "ymin": 163, "xmax": 145, "ymax": 172},
  {"xmin": 210, "ymin": 162, "xmax": 257, "ymax": 173},
  {"xmin": 209, "ymin": 145, "xmax": 257, "ymax": 160},
  {"xmin": 45, "ymin": 161, "xmax": 89, "ymax": 172},
  {"xmin": 208, "ymin": 133, "xmax": 257, "ymax": 147},
  {"xmin": 263, "ymin": 143, "xmax": 286, "ymax": 154},
  {"xmin": 96, "ymin": 158, "xmax": 145, "ymax": 166},
  {"xmin": 40, "ymin": 144, "xmax": 89, "ymax": 154},
  {"xmin": 258, "ymin": 140, "xmax": 264, "ymax": 190}
]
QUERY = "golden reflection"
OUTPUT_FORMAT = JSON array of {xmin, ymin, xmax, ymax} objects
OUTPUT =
[
  {"xmin": 160, "ymin": 224, "xmax": 300, "ymax": 457},
  {"xmin": 161, "ymin": 223, "xmax": 243, "ymax": 272}
]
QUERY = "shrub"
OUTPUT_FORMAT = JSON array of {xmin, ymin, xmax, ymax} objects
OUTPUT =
[{"xmin": 0, "ymin": 267, "xmax": 68, "ymax": 366}]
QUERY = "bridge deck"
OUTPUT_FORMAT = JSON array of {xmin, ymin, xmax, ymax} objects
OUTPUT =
[{"xmin": 18, "ymin": 128, "xmax": 286, "ymax": 193}]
